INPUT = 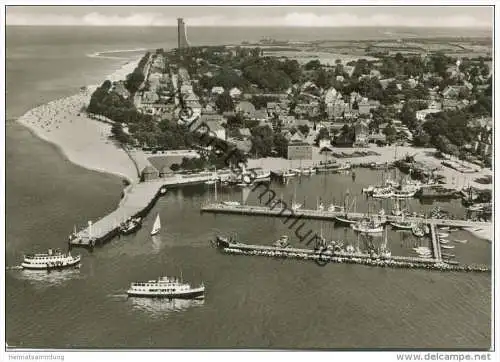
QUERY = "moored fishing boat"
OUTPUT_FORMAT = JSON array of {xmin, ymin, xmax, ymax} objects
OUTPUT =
[
  {"xmin": 120, "ymin": 217, "xmax": 142, "ymax": 235},
  {"xmin": 372, "ymin": 187, "xmax": 394, "ymax": 199},
  {"xmin": 21, "ymin": 249, "xmax": 81, "ymax": 271},
  {"xmin": 222, "ymin": 201, "xmax": 241, "ymax": 206},
  {"xmin": 441, "ymin": 244, "xmax": 455, "ymax": 250},
  {"xmin": 438, "ymin": 232, "xmax": 450, "ymax": 238},
  {"xmin": 390, "ymin": 213, "xmax": 414, "ymax": 230},
  {"xmin": 393, "ymin": 189, "xmax": 417, "ymax": 199},
  {"xmin": 454, "ymin": 239, "xmax": 468, "ymax": 244},
  {"xmin": 351, "ymin": 219, "xmax": 384, "ymax": 234},
  {"xmin": 282, "ymin": 169, "xmax": 296, "ymax": 178},
  {"xmin": 273, "ymin": 235, "xmax": 290, "ymax": 248},
  {"xmin": 301, "ymin": 167, "xmax": 316, "ymax": 175},
  {"xmin": 412, "ymin": 224, "xmax": 425, "ymax": 237}
]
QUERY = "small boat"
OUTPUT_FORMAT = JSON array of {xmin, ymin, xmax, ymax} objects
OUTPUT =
[
  {"xmin": 21, "ymin": 249, "xmax": 81, "ymax": 271},
  {"xmin": 160, "ymin": 187, "xmax": 167, "ymax": 195},
  {"xmin": 390, "ymin": 221, "xmax": 414, "ymax": 230},
  {"xmin": 334, "ymin": 214, "xmax": 356, "ymax": 226},
  {"xmin": 438, "ymin": 232, "xmax": 450, "ymax": 238},
  {"xmin": 301, "ymin": 167, "xmax": 316, "ymax": 175},
  {"xmin": 439, "ymin": 239, "xmax": 449, "ymax": 244},
  {"xmin": 351, "ymin": 219, "xmax": 384, "ymax": 234},
  {"xmin": 151, "ymin": 214, "xmax": 161, "ymax": 236},
  {"xmin": 292, "ymin": 202, "xmax": 302, "ymax": 211},
  {"xmin": 454, "ymin": 239, "xmax": 468, "ymax": 244},
  {"xmin": 363, "ymin": 186, "xmax": 374, "ymax": 194},
  {"xmin": 392, "ymin": 190, "xmax": 416, "ymax": 199},
  {"xmin": 328, "ymin": 204, "xmax": 344, "ymax": 212},
  {"xmin": 442, "ymin": 252, "xmax": 456, "ymax": 258},
  {"xmin": 439, "ymin": 226, "xmax": 450, "ymax": 231},
  {"xmin": 413, "ymin": 246, "xmax": 432, "ymax": 257},
  {"xmin": 236, "ymin": 182, "xmax": 253, "ymax": 187},
  {"xmin": 282, "ymin": 169, "xmax": 296, "ymax": 178},
  {"xmin": 222, "ymin": 201, "xmax": 240, "ymax": 207},
  {"xmin": 273, "ymin": 235, "xmax": 290, "ymax": 248},
  {"xmin": 372, "ymin": 188, "xmax": 394, "ymax": 199},
  {"xmin": 412, "ymin": 225, "xmax": 425, "ymax": 237},
  {"xmin": 205, "ymin": 180, "xmax": 216, "ymax": 185},
  {"xmin": 390, "ymin": 213, "xmax": 414, "ymax": 230},
  {"xmin": 344, "ymin": 245, "xmax": 355, "ymax": 254},
  {"xmin": 120, "ymin": 217, "xmax": 142, "ymax": 235},
  {"xmin": 441, "ymin": 244, "xmax": 455, "ymax": 249},
  {"xmin": 127, "ymin": 276, "xmax": 205, "ymax": 299}
]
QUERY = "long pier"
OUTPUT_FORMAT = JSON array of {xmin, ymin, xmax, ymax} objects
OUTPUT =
[
  {"xmin": 429, "ymin": 224, "xmax": 442, "ymax": 262},
  {"xmin": 200, "ymin": 203, "xmax": 492, "ymax": 228},
  {"xmin": 213, "ymin": 241, "xmax": 490, "ymax": 273},
  {"xmin": 70, "ymin": 173, "xmax": 218, "ymax": 248}
]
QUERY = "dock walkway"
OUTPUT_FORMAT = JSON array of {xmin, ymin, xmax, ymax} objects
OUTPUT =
[
  {"xmin": 201, "ymin": 203, "xmax": 492, "ymax": 229},
  {"xmin": 429, "ymin": 224, "xmax": 442, "ymax": 262},
  {"xmin": 71, "ymin": 173, "xmax": 217, "ymax": 247}
]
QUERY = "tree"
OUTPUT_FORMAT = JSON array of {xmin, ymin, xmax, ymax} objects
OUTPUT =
[
  {"xmin": 298, "ymin": 124, "xmax": 310, "ymax": 136},
  {"xmin": 215, "ymin": 91, "xmax": 234, "ymax": 113},
  {"xmin": 305, "ymin": 59, "xmax": 321, "ymax": 70},
  {"xmin": 125, "ymin": 69, "xmax": 145, "ymax": 94},
  {"xmin": 110, "ymin": 122, "xmax": 130, "ymax": 145},
  {"xmin": 413, "ymin": 130, "xmax": 431, "ymax": 147},
  {"xmin": 314, "ymin": 127, "xmax": 330, "ymax": 146},
  {"xmin": 273, "ymin": 133, "xmax": 289, "ymax": 158},
  {"xmin": 250, "ymin": 125, "xmax": 274, "ymax": 157},
  {"xmin": 383, "ymin": 125, "xmax": 398, "ymax": 144}
]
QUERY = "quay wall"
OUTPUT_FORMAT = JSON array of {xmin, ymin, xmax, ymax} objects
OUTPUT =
[{"xmin": 70, "ymin": 171, "xmax": 220, "ymax": 249}]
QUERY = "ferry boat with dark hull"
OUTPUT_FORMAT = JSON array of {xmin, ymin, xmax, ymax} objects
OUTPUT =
[
  {"xmin": 127, "ymin": 276, "xmax": 205, "ymax": 299},
  {"xmin": 21, "ymin": 249, "xmax": 81, "ymax": 271}
]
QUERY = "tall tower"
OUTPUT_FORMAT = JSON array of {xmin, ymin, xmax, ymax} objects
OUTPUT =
[{"xmin": 177, "ymin": 18, "xmax": 189, "ymax": 50}]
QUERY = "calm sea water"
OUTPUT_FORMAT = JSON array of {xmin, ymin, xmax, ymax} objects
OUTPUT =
[{"xmin": 5, "ymin": 26, "xmax": 492, "ymax": 349}]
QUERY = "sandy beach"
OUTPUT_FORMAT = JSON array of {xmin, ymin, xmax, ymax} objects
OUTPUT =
[{"xmin": 16, "ymin": 57, "xmax": 142, "ymax": 184}]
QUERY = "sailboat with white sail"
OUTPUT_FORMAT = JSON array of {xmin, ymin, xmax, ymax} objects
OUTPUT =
[{"xmin": 151, "ymin": 214, "xmax": 161, "ymax": 236}]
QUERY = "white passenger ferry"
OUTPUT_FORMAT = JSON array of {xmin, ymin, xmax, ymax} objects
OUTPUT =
[
  {"xmin": 127, "ymin": 276, "xmax": 205, "ymax": 299},
  {"xmin": 21, "ymin": 249, "xmax": 81, "ymax": 271}
]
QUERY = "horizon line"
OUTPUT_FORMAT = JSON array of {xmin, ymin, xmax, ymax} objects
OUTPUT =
[{"xmin": 6, "ymin": 24, "xmax": 493, "ymax": 29}]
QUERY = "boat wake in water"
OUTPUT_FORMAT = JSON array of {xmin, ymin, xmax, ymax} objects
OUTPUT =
[{"xmin": 129, "ymin": 297, "xmax": 205, "ymax": 317}]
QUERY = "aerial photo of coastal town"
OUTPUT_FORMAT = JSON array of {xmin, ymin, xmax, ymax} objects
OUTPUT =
[{"xmin": 3, "ymin": 4, "xmax": 495, "ymax": 357}]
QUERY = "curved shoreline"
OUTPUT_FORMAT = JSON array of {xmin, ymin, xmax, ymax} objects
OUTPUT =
[{"xmin": 15, "ymin": 57, "xmax": 143, "ymax": 185}]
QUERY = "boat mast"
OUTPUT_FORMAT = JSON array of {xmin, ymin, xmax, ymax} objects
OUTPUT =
[{"xmin": 214, "ymin": 169, "xmax": 218, "ymax": 202}]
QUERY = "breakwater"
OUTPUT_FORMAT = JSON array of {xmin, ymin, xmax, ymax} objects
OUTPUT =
[
  {"xmin": 215, "ymin": 242, "xmax": 490, "ymax": 273},
  {"xmin": 69, "ymin": 172, "xmax": 221, "ymax": 248}
]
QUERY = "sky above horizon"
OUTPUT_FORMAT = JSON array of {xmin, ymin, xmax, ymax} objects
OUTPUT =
[{"xmin": 6, "ymin": 5, "xmax": 493, "ymax": 28}]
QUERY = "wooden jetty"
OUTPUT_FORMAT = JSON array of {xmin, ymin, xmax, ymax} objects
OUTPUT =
[
  {"xmin": 200, "ymin": 203, "xmax": 492, "ymax": 229},
  {"xmin": 429, "ymin": 224, "xmax": 442, "ymax": 262},
  {"xmin": 70, "ymin": 173, "xmax": 218, "ymax": 248}
]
